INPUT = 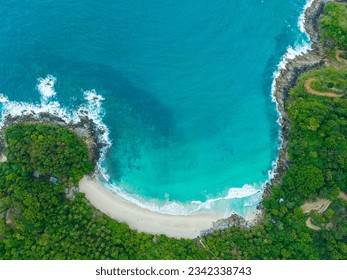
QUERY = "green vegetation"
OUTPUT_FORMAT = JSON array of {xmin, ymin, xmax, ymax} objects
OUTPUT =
[
  {"xmin": 5, "ymin": 124, "xmax": 93, "ymax": 184},
  {"xmin": 286, "ymin": 67, "xmax": 347, "ymax": 199},
  {"xmin": 320, "ymin": 2, "xmax": 347, "ymax": 49},
  {"xmin": 0, "ymin": 124, "xmax": 208, "ymax": 259},
  {"xmin": 307, "ymin": 67, "xmax": 347, "ymax": 93},
  {"xmin": 0, "ymin": 2, "xmax": 346, "ymax": 260}
]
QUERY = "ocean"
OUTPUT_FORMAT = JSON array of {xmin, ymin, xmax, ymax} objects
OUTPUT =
[{"xmin": 0, "ymin": 0, "xmax": 311, "ymax": 217}]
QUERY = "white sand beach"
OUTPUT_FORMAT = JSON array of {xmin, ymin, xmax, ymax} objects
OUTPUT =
[{"xmin": 79, "ymin": 176, "xmax": 227, "ymax": 239}]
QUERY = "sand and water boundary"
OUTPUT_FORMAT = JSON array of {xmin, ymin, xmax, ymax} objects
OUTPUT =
[
  {"xmin": 80, "ymin": 0, "xmax": 337, "ymax": 238},
  {"xmin": 0, "ymin": 0, "xmax": 341, "ymax": 239}
]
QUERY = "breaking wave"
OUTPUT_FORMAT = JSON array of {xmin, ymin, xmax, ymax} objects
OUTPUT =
[
  {"xmin": 269, "ymin": 0, "xmax": 314, "ymax": 191},
  {"xmin": 0, "ymin": 75, "xmax": 112, "ymax": 171},
  {"xmin": 0, "ymin": 74, "xmax": 266, "ymax": 217},
  {"xmin": 0, "ymin": 0, "xmax": 316, "ymax": 218}
]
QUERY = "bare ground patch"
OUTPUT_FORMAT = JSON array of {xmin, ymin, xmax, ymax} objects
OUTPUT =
[
  {"xmin": 304, "ymin": 78, "xmax": 344, "ymax": 98},
  {"xmin": 301, "ymin": 198, "xmax": 331, "ymax": 214},
  {"xmin": 338, "ymin": 191, "xmax": 347, "ymax": 201},
  {"xmin": 336, "ymin": 50, "xmax": 347, "ymax": 64},
  {"xmin": 306, "ymin": 217, "xmax": 321, "ymax": 231}
]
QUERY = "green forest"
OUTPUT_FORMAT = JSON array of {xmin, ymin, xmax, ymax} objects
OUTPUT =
[
  {"xmin": 320, "ymin": 2, "xmax": 347, "ymax": 49},
  {"xmin": 0, "ymin": 2, "xmax": 346, "ymax": 259}
]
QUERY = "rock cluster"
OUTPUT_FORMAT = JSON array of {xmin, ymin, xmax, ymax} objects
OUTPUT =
[
  {"xmin": 202, "ymin": 0, "xmax": 339, "ymax": 236},
  {"xmin": 0, "ymin": 112, "xmax": 106, "ymax": 169}
]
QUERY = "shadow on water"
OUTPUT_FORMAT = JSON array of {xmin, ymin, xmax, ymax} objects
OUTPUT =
[{"xmin": 0, "ymin": 51, "xmax": 178, "ymax": 179}]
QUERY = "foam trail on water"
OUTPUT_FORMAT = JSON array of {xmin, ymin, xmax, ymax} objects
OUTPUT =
[
  {"xmin": 272, "ymin": 0, "xmax": 316, "ymax": 113},
  {"xmin": 271, "ymin": 42, "xmax": 312, "ymax": 103},
  {"xmin": 0, "ymin": 96, "xmax": 71, "ymax": 125},
  {"xmin": 269, "ymin": 0, "xmax": 315, "ymax": 185},
  {"xmin": 98, "ymin": 171, "xmax": 262, "ymax": 216},
  {"xmin": 0, "ymin": 76, "xmax": 275, "ymax": 217},
  {"xmin": 37, "ymin": 75, "xmax": 57, "ymax": 103},
  {"xmin": 0, "ymin": 0, "xmax": 316, "ymax": 217},
  {"xmin": 0, "ymin": 76, "xmax": 112, "ymax": 173},
  {"xmin": 0, "ymin": 94, "xmax": 9, "ymax": 103},
  {"xmin": 224, "ymin": 185, "xmax": 259, "ymax": 199},
  {"xmin": 79, "ymin": 89, "xmax": 112, "ymax": 180},
  {"xmin": 298, "ymin": 0, "xmax": 315, "ymax": 33}
]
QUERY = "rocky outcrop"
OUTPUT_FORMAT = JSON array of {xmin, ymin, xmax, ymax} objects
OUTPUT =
[
  {"xmin": 201, "ymin": 212, "xmax": 264, "ymax": 236},
  {"xmin": 202, "ymin": 0, "xmax": 342, "ymax": 236},
  {"xmin": 0, "ymin": 113, "xmax": 107, "ymax": 169},
  {"xmin": 263, "ymin": 0, "xmax": 345, "ymax": 197},
  {"xmin": 5, "ymin": 208, "xmax": 20, "ymax": 226}
]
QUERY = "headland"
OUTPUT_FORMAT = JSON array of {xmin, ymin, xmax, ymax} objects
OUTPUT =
[{"xmin": 0, "ymin": 0, "xmax": 339, "ymax": 239}]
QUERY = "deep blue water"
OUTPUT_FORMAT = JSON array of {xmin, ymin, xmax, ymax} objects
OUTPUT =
[{"xmin": 0, "ymin": 0, "xmax": 309, "ymax": 215}]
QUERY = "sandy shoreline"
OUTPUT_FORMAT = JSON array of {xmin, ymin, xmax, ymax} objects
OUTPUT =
[
  {"xmin": 79, "ymin": 0, "xmax": 329, "ymax": 239},
  {"xmin": 79, "ymin": 176, "xmax": 227, "ymax": 239},
  {"xmin": 0, "ymin": 0, "xmax": 334, "ymax": 239}
]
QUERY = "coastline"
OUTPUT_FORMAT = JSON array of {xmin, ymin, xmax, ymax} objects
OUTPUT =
[
  {"xmin": 76, "ymin": 0, "xmax": 331, "ymax": 237},
  {"xmin": 79, "ymin": 175, "xmax": 226, "ymax": 239},
  {"xmin": 204, "ymin": 0, "xmax": 336, "ymax": 232},
  {"xmin": 0, "ymin": 0, "xmax": 338, "ymax": 239},
  {"xmin": 261, "ymin": 0, "xmax": 336, "ymax": 199},
  {"xmin": 0, "ymin": 113, "xmax": 104, "ymax": 166}
]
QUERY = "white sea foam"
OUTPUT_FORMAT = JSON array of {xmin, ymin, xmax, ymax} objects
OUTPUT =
[
  {"xmin": 0, "ymin": 97, "xmax": 71, "ymax": 125},
  {"xmin": 271, "ymin": 42, "xmax": 312, "ymax": 107},
  {"xmin": 79, "ymin": 89, "xmax": 112, "ymax": 178},
  {"xmin": 0, "ymin": 93, "xmax": 9, "ymax": 103},
  {"xmin": 0, "ymin": 75, "xmax": 271, "ymax": 217},
  {"xmin": 93, "ymin": 0, "xmax": 315, "ymax": 218},
  {"xmin": 298, "ymin": 0, "xmax": 315, "ymax": 33},
  {"xmin": 1, "ymin": 76, "xmax": 70, "ymax": 126},
  {"xmin": 0, "ymin": 0, "xmax": 315, "ymax": 218},
  {"xmin": 99, "ymin": 172, "xmax": 262, "ymax": 216},
  {"xmin": 267, "ymin": 0, "xmax": 314, "ymax": 206},
  {"xmin": 225, "ymin": 185, "xmax": 259, "ymax": 199},
  {"xmin": 37, "ymin": 75, "xmax": 57, "ymax": 102},
  {"xmin": 272, "ymin": 0, "xmax": 315, "ymax": 104},
  {"xmin": 0, "ymin": 76, "xmax": 112, "ymax": 170}
]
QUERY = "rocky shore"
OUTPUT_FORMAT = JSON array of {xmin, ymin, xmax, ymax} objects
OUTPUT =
[
  {"xmin": 0, "ymin": 0, "xmax": 344, "ymax": 239},
  {"xmin": 263, "ymin": 0, "xmax": 329, "ymax": 193},
  {"xmin": 202, "ymin": 0, "xmax": 342, "ymax": 236},
  {"xmin": 0, "ymin": 112, "xmax": 107, "ymax": 171},
  {"xmin": 264, "ymin": 0, "xmax": 346, "ymax": 195}
]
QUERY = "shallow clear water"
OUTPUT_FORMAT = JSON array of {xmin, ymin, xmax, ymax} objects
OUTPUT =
[{"xmin": 0, "ymin": 0, "xmax": 309, "ymax": 215}]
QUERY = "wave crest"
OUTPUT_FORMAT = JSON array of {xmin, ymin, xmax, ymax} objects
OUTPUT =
[
  {"xmin": 0, "ymin": 0, "xmax": 315, "ymax": 217},
  {"xmin": 0, "ymin": 76, "xmax": 112, "ymax": 170},
  {"xmin": 298, "ymin": 0, "xmax": 315, "ymax": 33},
  {"xmin": 37, "ymin": 75, "xmax": 57, "ymax": 102},
  {"xmin": 100, "ymin": 173, "xmax": 262, "ymax": 216}
]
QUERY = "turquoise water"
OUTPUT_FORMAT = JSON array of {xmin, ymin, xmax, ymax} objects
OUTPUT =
[{"xmin": 0, "ymin": 0, "xmax": 310, "ymax": 215}]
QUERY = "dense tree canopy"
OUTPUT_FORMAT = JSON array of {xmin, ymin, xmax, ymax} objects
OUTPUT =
[
  {"xmin": 0, "ymin": 2, "xmax": 346, "ymax": 260},
  {"xmin": 5, "ymin": 124, "xmax": 93, "ymax": 184},
  {"xmin": 320, "ymin": 2, "xmax": 347, "ymax": 49}
]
